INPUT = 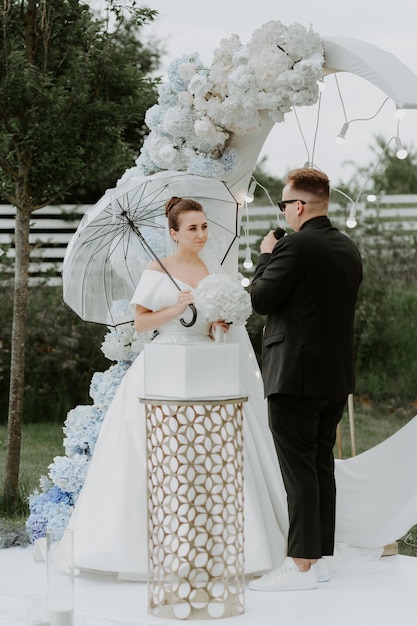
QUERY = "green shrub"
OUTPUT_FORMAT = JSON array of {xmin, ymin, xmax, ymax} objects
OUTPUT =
[
  {"xmin": 0, "ymin": 283, "xmax": 108, "ymax": 423},
  {"xmin": 350, "ymin": 218, "xmax": 417, "ymax": 399},
  {"xmin": 355, "ymin": 289, "xmax": 417, "ymax": 398}
]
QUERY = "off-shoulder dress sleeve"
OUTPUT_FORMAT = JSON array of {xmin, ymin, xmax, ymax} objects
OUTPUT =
[{"xmin": 130, "ymin": 269, "xmax": 178, "ymax": 312}]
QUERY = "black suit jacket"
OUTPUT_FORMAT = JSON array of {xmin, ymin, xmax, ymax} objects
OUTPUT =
[{"xmin": 251, "ymin": 216, "xmax": 363, "ymax": 398}]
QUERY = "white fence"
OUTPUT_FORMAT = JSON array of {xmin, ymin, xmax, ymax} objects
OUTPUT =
[
  {"xmin": 1, "ymin": 195, "xmax": 417, "ymax": 282},
  {"xmin": 241, "ymin": 195, "xmax": 417, "ymax": 272},
  {"xmin": 0, "ymin": 205, "xmax": 86, "ymax": 285}
]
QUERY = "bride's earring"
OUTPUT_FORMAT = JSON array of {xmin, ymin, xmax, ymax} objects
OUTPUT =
[{"xmin": 174, "ymin": 238, "xmax": 178, "ymax": 253}]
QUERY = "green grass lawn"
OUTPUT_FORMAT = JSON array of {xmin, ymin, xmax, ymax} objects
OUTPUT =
[
  {"xmin": 19, "ymin": 421, "xmax": 66, "ymax": 488},
  {"xmin": 0, "ymin": 420, "xmax": 64, "ymax": 545},
  {"xmin": 337, "ymin": 397, "xmax": 417, "ymax": 557},
  {"xmin": 1, "ymin": 397, "xmax": 417, "ymax": 555},
  {"xmin": 336, "ymin": 396, "xmax": 417, "ymax": 457}
]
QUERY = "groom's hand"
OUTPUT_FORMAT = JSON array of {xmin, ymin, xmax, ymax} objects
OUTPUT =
[{"xmin": 260, "ymin": 230, "xmax": 278, "ymax": 254}]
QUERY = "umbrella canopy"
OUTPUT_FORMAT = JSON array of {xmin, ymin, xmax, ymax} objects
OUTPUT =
[{"xmin": 62, "ymin": 171, "xmax": 240, "ymax": 326}]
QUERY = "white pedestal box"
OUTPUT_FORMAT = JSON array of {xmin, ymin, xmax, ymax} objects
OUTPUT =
[{"xmin": 143, "ymin": 343, "xmax": 240, "ymax": 399}]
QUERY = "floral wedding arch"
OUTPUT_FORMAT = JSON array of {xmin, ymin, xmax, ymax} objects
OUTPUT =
[
  {"xmin": 26, "ymin": 20, "xmax": 417, "ymax": 539},
  {"xmin": 131, "ymin": 22, "xmax": 324, "ymax": 184},
  {"xmin": 122, "ymin": 22, "xmax": 417, "ymax": 200}
]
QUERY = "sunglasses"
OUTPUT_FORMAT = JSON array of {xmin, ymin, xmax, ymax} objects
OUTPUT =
[{"xmin": 278, "ymin": 199, "xmax": 306, "ymax": 212}]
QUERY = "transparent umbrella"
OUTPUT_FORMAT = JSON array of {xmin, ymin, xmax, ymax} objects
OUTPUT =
[{"xmin": 62, "ymin": 170, "xmax": 240, "ymax": 327}]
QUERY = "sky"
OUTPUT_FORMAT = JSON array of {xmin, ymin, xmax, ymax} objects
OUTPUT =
[{"xmin": 100, "ymin": 0, "xmax": 417, "ymax": 188}]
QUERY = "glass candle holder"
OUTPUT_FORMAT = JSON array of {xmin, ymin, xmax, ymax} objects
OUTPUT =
[
  {"xmin": 25, "ymin": 594, "xmax": 48, "ymax": 626},
  {"xmin": 46, "ymin": 528, "xmax": 74, "ymax": 626}
]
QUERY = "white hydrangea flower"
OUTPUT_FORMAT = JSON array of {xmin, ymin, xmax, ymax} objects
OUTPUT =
[{"xmin": 162, "ymin": 105, "xmax": 196, "ymax": 138}]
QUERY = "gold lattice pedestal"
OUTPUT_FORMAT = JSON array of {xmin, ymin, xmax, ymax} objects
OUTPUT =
[{"xmin": 142, "ymin": 396, "xmax": 247, "ymax": 620}]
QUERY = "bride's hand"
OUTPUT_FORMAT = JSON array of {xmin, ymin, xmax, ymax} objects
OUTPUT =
[
  {"xmin": 213, "ymin": 320, "xmax": 231, "ymax": 333},
  {"xmin": 173, "ymin": 290, "xmax": 194, "ymax": 315}
]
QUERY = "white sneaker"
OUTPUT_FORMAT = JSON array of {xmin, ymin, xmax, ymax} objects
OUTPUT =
[
  {"xmin": 248, "ymin": 557, "xmax": 318, "ymax": 592},
  {"xmin": 316, "ymin": 558, "xmax": 330, "ymax": 582}
]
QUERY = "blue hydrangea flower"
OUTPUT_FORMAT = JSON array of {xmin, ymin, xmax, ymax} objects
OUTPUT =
[
  {"xmin": 48, "ymin": 455, "xmax": 89, "ymax": 494},
  {"xmin": 26, "ymin": 485, "xmax": 75, "ymax": 542},
  {"xmin": 63, "ymin": 405, "xmax": 104, "ymax": 458}
]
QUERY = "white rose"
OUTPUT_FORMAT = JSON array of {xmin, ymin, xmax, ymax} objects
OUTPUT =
[{"xmin": 177, "ymin": 91, "xmax": 194, "ymax": 107}]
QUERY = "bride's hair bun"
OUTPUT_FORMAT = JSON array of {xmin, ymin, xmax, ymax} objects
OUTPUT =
[
  {"xmin": 165, "ymin": 196, "xmax": 182, "ymax": 217},
  {"xmin": 165, "ymin": 196, "xmax": 205, "ymax": 232}
]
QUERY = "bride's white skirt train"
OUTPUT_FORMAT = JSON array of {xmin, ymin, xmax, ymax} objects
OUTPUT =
[{"xmin": 335, "ymin": 415, "xmax": 417, "ymax": 547}]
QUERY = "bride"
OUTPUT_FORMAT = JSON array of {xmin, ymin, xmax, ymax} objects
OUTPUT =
[{"xmin": 58, "ymin": 195, "xmax": 417, "ymax": 580}]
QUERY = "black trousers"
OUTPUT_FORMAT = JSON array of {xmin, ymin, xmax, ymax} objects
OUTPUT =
[{"xmin": 267, "ymin": 393, "xmax": 347, "ymax": 559}]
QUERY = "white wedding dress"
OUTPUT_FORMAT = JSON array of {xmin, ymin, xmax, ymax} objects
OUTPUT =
[{"xmin": 57, "ymin": 267, "xmax": 417, "ymax": 580}]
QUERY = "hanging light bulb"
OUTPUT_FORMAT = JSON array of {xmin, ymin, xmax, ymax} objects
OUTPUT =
[
  {"xmin": 395, "ymin": 107, "xmax": 405, "ymax": 119},
  {"xmin": 244, "ymin": 179, "xmax": 257, "ymax": 203},
  {"xmin": 335, "ymin": 122, "xmax": 349, "ymax": 145},
  {"xmin": 346, "ymin": 203, "xmax": 357, "ymax": 229},
  {"xmin": 243, "ymin": 245, "xmax": 253, "ymax": 269},
  {"xmin": 395, "ymin": 137, "xmax": 408, "ymax": 160},
  {"xmin": 346, "ymin": 216, "xmax": 357, "ymax": 228},
  {"xmin": 241, "ymin": 276, "xmax": 250, "ymax": 288},
  {"xmin": 367, "ymin": 194, "xmax": 377, "ymax": 202}
]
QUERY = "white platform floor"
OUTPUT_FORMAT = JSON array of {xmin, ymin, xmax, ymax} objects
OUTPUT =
[{"xmin": 1, "ymin": 546, "xmax": 417, "ymax": 626}]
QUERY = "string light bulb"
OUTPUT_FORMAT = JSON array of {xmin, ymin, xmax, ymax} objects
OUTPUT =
[
  {"xmin": 335, "ymin": 122, "xmax": 349, "ymax": 145},
  {"xmin": 244, "ymin": 179, "xmax": 257, "ymax": 203},
  {"xmin": 243, "ymin": 245, "xmax": 253, "ymax": 269},
  {"xmin": 395, "ymin": 137, "xmax": 408, "ymax": 160},
  {"xmin": 241, "ymin": 276, "xmax": 250, "ymax": 288},
  {"xmin": 346, "ymin": 203, "xmax": 357, "ymax": 229},
  {"xmin": 367, "ymin": 194, "xmax": 377, "ymax": 202}
]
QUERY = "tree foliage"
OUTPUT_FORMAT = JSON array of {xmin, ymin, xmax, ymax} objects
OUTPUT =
[
  {"xmin": 252, "ymin": 156, "xmax": 284, "ymax": 205},
  {"xmin": 0, "ymin": 0, "xmax": 160, "ymax": 208},
  {"xmin": 343, "ymin": 134, "xmax": 417, "ymax": 197},
  {"xmin": 0, "ymin": 0, "xmax": 161, "ymax": 510},
  {"xmin": 367, "ymin": 135, "xmax": 417, "ymax": 194}
]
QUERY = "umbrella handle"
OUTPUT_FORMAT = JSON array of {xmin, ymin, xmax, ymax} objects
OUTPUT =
[{"xmin": 180, "ymin": 303, "xmax": 197, "ymax": 327}]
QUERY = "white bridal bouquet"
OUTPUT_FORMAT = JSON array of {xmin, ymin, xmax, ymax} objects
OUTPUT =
[{"xmin": 193, "ymin": 273, "xmax": 252, "ymax": 326}]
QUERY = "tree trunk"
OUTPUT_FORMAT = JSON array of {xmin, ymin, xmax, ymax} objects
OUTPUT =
[{"xmin": 2, "ymin": 207, "xmax": 31, "ymax": 512}]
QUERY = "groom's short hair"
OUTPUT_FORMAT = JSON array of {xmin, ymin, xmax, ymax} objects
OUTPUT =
[{"xmin": 285, "ymin": 168, "xmax": 330, "ymax": 201}]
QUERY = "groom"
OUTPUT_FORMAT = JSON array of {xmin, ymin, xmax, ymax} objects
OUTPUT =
[{"xmin": 250, "ymin": 167, "xmax": 362, "ymax": 591}]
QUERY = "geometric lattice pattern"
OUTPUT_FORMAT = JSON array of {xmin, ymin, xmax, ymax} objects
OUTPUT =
[{"xmin": 145, "ymin": 398, "xmax": 246, "ymax": 620}]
